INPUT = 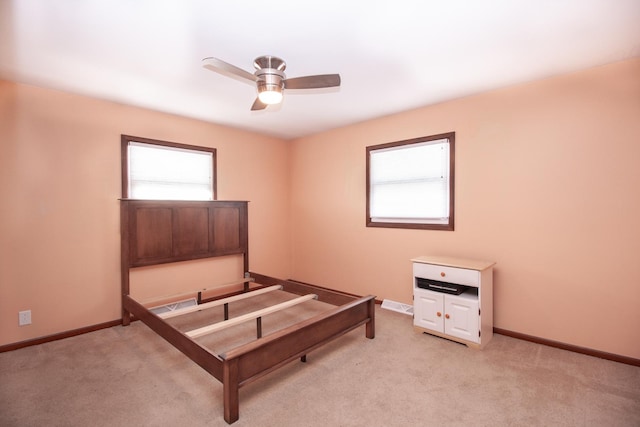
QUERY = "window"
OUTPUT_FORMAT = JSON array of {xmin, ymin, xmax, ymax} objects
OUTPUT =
[
  {"xmin": 121, "ymin": 135, "xmax": 216, "ymax": 200},
  {"xmin": 366, "ymin": 132, "xmax": 454, "ymax": 230}
]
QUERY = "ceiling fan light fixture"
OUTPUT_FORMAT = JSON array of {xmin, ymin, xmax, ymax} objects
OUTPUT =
[{"xmin": 257, "ymin": 85, "xmax": 283, "ymax": 105}]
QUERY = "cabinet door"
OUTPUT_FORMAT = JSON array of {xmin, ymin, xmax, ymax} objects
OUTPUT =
[
  {"xmin": 414, "ymin": 289, "xmax": 444, "ymax": 332},
  {"xmin": 444, "ymin": 295, "xmax": 480, "ymax": 343}
]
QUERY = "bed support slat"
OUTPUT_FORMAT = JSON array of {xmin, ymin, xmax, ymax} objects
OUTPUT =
[
  {"xmin": 186, "ymin": 294, "xmax": 318, "ymax": 339},
  {"xmin": 157, "ymin": 285, "xmax": 283, "ymax": 320}
]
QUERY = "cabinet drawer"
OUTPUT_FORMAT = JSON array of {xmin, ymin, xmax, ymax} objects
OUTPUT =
[{"xmin": 413, "ymin": 262, "xmax": 479, "ymax": 287}]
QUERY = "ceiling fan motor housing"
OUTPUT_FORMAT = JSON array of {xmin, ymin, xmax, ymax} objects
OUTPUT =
[
  {"xmin": 255, "ymin": 56, "xmax": 286, "ymax": 99},
  {"xmin": 256, "ymin": 68, "xmax": 285, "ymax": 95}
]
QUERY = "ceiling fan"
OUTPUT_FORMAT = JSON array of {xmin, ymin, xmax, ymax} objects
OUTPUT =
[{"xmin": 202, "ymin": 55, "xmax": 341, "ymax": 111}]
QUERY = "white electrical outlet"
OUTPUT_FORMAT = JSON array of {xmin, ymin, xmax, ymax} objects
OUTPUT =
[{"xmin": 19, "ymin": 310, "xmax": 32, "ymax": 326}]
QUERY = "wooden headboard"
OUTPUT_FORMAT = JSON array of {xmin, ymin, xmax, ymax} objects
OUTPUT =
[{"xmin": 120, "ymin": 199, "xmax": 249, "ymax": 322}]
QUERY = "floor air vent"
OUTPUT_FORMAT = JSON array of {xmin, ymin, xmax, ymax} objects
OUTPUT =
[
  {"xmin": 381, "ymin": 299, "xmax": 413, "ymax": 316},
  {"xmin": 150, "ymin": 298, "xmax": 198, "ymax": 315}
]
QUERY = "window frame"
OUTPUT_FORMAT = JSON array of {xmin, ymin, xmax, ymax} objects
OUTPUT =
[
  {"xmin": 121, "ymin": 134, "xmax": 217, "ymax": 200},
  {"xmin": 366, "ymin": 132, "xmax": 455, "ymax": 231}
]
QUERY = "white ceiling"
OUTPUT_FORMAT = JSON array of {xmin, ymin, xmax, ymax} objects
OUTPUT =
[{"xmin": 1, "ymin": 1, "xmax": 639, "ymax": 140}]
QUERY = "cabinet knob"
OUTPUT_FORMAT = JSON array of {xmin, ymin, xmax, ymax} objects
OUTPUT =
[
  {"xmin": 436, "ymin": 312, "xmax": 442, "ymax": 317},
  {"xmin": 440, "ymin": 272, "xmax": 446, "ymax": 277},
  {"xmin": 445, "ymin": 314, "xmax": 450, "ymax": 319}
]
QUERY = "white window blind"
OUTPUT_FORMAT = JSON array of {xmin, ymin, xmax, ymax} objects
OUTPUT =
[
  {"xmin": 128, "ymin": 142, "xmax": 213, "ymax": 200},
  {"xmin": 369, "ymin": 139, "xmax": 450, "ymax": 224}
]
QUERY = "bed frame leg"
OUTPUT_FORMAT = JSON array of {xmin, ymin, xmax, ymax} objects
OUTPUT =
[
  {"xmin": 366, "ymin": 298, "xmax": 375, "ymax": 339},
  {"xmin": 223, "ymin": 359, "xmax": 240, "ymax": 424},
  {"xmin": 256, "ymin": 317, "xmax": 262, "ymax": 339},
  {"xmin": 122, "ymin": 309, "xmax": 131, "ymax": 326}
]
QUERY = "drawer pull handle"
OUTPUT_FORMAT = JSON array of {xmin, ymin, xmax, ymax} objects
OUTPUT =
[
  {"xmin": 440, "ymin": 272, "xmax": 446, "ymax": 277},
  {"xmin": 436, "ymin": 312, "xmax": 442, "ymax": 317},
  {"xmin": 445, "ymin": 314, "xmax": 450, "ymax": 319}
]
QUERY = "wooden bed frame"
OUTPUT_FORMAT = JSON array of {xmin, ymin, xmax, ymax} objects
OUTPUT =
[{"xmin": 120, "ymin": 199, "xmax": 375, "ymax": 424}]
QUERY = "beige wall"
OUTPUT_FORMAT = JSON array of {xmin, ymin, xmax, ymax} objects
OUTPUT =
[
  {"xmin": 289, "ymin": 58, "xmax": 640, "ymax": 359},
  {"xmin": 2, "ymin": 58, "xmax": 639, "ymax": 359},
  {"xmin": 0, "ymin": 80, "xmax": 291, "ymax": 345}
]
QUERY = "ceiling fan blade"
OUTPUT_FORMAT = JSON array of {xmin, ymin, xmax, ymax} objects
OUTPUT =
[
  {"xmin": 251, "ymin": 98, "xmax": 267, "ymax": 111},
  {"xmin": 284, "ymin": 74, "xmax": 341, "ymax": 90},
  {"xmin": 202, "ymin": 57, "xmax": 256, "ymax": 83}
]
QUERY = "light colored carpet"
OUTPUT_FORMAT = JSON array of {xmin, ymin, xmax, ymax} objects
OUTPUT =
[{"xmin": 1, "ymin": 305, "xmax": 639, "ymax": 427}]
